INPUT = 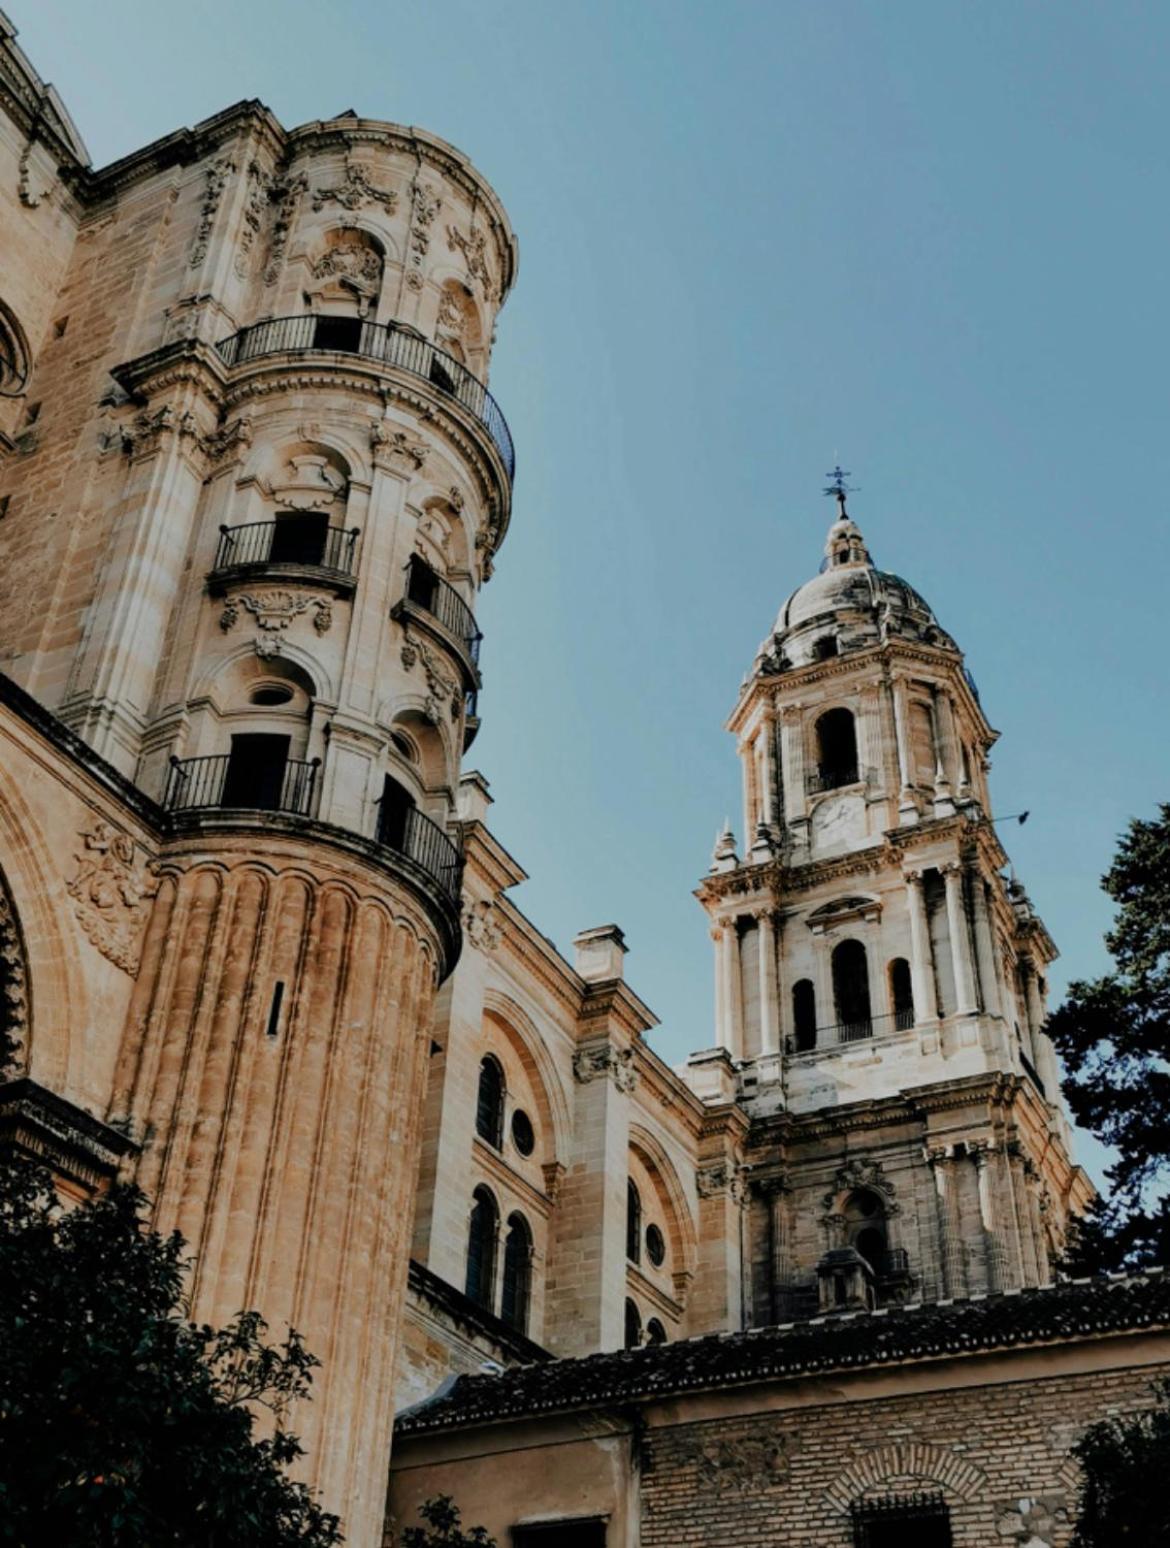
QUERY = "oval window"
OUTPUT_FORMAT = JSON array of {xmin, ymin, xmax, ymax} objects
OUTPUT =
[
  {"xmin": 645, "ymin": 1222, "xmax": 665, "ymax": 1267},
  {"xmin": 250, "ymin": 685, "xmax": 294, "ymax": 707},
  {"xmin": 511, "ymin": 1108, "xmax": 535, "ymax": 1157}
]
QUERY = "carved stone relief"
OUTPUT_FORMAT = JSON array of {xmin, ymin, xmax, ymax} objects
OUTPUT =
[
  {"xmin": 461, "ymin": 898, "xmax": 501, "ymax": 953},
  {"xmin": 370, "ymin": 421, "xmax": 429, "ymax": 472},
  {"xmin": 312, "ymin": 161, "xmax": 398, "ymax": 215},
  {"xmin": 67, "ymin": 821, "xmax": 158, "ymax": 976},
  {"xmin": 235, "ymin": 159, "xmax": 274, "ymax": 279},
  {"xmin": 264, "ymin": 171, "xmax": 307, "ymax": 284},
  {"xmin": 310, "ymin": 240, "xmax": 383, "ymax": 297},
  {"xmin": 0, "ymin": 880, "xmax": 30, "ymax": 1055},
  {"xmin": 572, "ymin": 1043, "xmax": 637, "ymax": 1092},
  {"xmin": 400, "ymin": 626, "xmax": 462, "ymax": 723},
  {"xmin": 219, "ymin": 590, "xmax": 333, "ymax": 636},
  {"xmin": 190, "ymin": 156, "xmax": 236, "ymax": 267},
  {"xmin": 673, "ymin": 1429, "xmax": 790, "ymax": 1492}
]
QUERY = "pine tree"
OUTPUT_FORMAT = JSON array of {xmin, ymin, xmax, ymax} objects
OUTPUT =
[{"xmin": 1047, "ymin": 802, "xmax": 1170, "ymax": 1271}]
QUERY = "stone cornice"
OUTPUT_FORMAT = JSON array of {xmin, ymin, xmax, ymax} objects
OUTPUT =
[
  {"xmin": 460, "ymin": 820, "xmax": 528, "ymax": 896},
  {"xmin": 631, "ymin": 1041, "xmax": 707, "ymax": 1136},
  {"xmin": 748, "ymin": 1072, "xmax": 1030, "ymax": 1148},
  {"xmin": 579, "ymin": 978, "xmax": 658, "ymax": 1041}
]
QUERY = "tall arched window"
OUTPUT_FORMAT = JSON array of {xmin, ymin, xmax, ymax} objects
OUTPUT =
[
  {"xmin": 832, "ymin": 939, "xmax": 872, "ymax": 1040},
  {"xmin": 475, "ymin": 1055, "xmax": 505, "ymax": 1149},
  {"xmin": 624, "ymin": 1298, "xmax": 642, "ymax": 1350},
  {"xmin": 815, "ymin": 707, "xmax": 859, "ymax": 790},
  {"xmin": 500, "ymin": 1212, "xmax": 533, "ymax": 1334},
  {"xmin": 844, "ymin": 1189, "xmax": 889, "ymax": 1275},
  {"xmin": 889, "ymin": 957, "xmax": 914, "ymax": 1029},
  {"xmin": 465, "ymin": 1185, "xmax": 499, "ymax": 1309},
  {"xmin": 626, "ymin": 1179, "xmax": 642, "ymax": 1263},
  {"xmin": 645, "ymin": 1317, "xmax": 667, "ymax": 1347},
  {"xmin": 0, "ymin": 300, "xmax": 30, "ymax": 397},
  {"xmin": 792, "ymin": 978, "xmax": 817, "ymax": 1053}
]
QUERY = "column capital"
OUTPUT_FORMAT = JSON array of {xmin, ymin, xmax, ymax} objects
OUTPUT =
[
  {"xmin": 779, "ymin": 700, "xmax": 804, "ymax": 723},
  {"xmin": 903, "ymin": 866, "xmax": 926, "ymax": 886}
]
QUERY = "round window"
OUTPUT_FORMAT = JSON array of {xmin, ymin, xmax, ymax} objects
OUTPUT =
[
  {"xmin": 250, "ymin": 685, "xmax": 294, "ymax": 707},
  {"xmin": 511, "ymin": 1108, "xmax": 535, "ymax": 1157},
  {"xmin": 645, "ymin": 1222, "xmax": 665, "ymax": 1267}
]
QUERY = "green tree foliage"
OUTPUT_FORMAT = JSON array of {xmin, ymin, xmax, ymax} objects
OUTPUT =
[
  {"xmin": 0, "ymin": 1151, "xmax": 342, "ymax": 1546},
  {"xmin": 1072, "ymin": 1380, "xmax": 1170, "ymax": 1544},
  {"xmin": 400, "ymin": 1496, "xmax": 496, "ymax": 1548},
  {"xmin": 1047, "ymin": 802, "xmax": 1170, "ymax": 1271}
]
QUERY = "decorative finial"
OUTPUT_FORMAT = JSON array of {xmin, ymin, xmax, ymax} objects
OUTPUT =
[{"xmin": 823, "ymin": 463, "xmax": 856, "ymax": 519}]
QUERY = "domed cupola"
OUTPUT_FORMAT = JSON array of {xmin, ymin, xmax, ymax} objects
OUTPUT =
[{"xmin": 758, "ymin": 473, "xmax": 958, "ymax": 674}]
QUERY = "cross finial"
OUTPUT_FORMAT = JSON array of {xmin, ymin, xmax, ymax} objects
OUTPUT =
[{"xmin": 823, "ymin": 463, "xmax": 855, "ymax": 518}]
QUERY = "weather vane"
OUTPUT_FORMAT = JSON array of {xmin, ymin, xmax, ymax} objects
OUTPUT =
[{"xmin": 823, "ymin": 463, "xmax": 856, "ymax": 517}]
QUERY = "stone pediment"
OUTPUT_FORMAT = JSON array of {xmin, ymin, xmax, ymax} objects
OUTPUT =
[{"xmin": 805, "ymin": 894, "xmax": 881, "ymax": 932}]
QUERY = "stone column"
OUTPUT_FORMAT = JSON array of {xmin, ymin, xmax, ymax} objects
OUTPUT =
[
  {"xmin": 973, "ymin": 1144, "xmax": 1007, "ymax": 1293},
  {"xmin": 943, "ymin": 863, "xmax": 978, "ymax": 1015},
  {"xmin": 779, "ymin": 703, "xmax": 807, "ymax": 830},
  {"xmin": 936, "ymin": 691, "xmax": 960, "ymax": 790},
  {"xmin": 757, "ymin": 715, "xmax": 777, "ymax": 829},
  {"xmin": 891, "ymin": 674, "xmax": 918, "ymax": 824},
  {"xmin": 904, "ymin": 870, "xmax": 939, "ymax": 1027},
  {"xmin": 1024, "ymin": 958, "xmax": 1063, "ymax": 1102},
  {"xmin": 756, "ymin": 908, "xmax": 780, "ymax": 1059},
  {"xmin": 970, "ymin": 876, "xmax": 1003, "ymax": 1017},
  {"xmin": 760, "ymin": 1175, "xmax": 791, "ymax": 1323},
  {"xmin": 692, "ymin": 1150, "xmax": 748, "ymax": 1333},
  {"xmin": 727, "ymin": 920, "xmax": 745, "ymax": 1061},
  {"xmin": 741, "ymin": 739, "xmax": 757, "ymax": 835},
  {"xmin": 857, "ymin": 683, "xmax": 882, "ymax": 788},
  {"xmin": 712, "ymin": 921, "xmax": 730, "ymax": 1052},
  {"xmin": 928, "ymin": 1149, "xmax": 966, "ymax": 1298},
  {"xmin": 1007, "ymin": 1145, "xmax": 1039, "ymax": 1287}
]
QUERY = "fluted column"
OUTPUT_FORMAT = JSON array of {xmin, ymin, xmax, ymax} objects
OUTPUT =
[
  {"xmin": 928, "ymin": 1148, "xmax": 966, "ymax": 1298},
  {"xmin": 891, "ymin": 674, "xmax": 918, "ymax": 823},
  {"xmin": 760, "ymin": 1175, "xmax": 791, "ymax": 1323},
  {"xmin": 904, "ymin": 870, "xmax": 939, "ymax": 1026},
  {"xmin": 973, "ymin": 1143, "xmax": 1007, "ymax": 1293},
  {"xmin": 757, "ymin": 714, "xmax": 777, "ymax": 829},
  {"xmin": 1008, "ymin": 1145, "xmax": 1040, "ymax": 1286},
  {"xmin": 713, "ymin": 919, "xmax": 743, "ymax": 1057},
  {"xmin": 756, "ymin": 908, "xmax": 780, "ymax": 1058},
  {"xmin": 1024, "ymin": 958, "xmax": 1062, "ymax": 1101},
  {"xmin": 779, "ymin": 703, "xmax": 807, "ymax": 828},
  {"xmin": 943, "ymin": 863, "xmax": 978, "ymax": 1015}
]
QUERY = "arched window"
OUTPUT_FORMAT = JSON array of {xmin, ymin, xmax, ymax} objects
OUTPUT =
[
  {"xmin": 889, "ymin": 957, "xmax": 914, "ymax": 1029},
  {"xmin": 844, "ymin": 1189, "xmax": 889, "ymax": 1275},
  {"xmin": 626, "ymin": 1179, "xmax": 642, "ymax": 1263},
  {"xmin": 813, "ymin": 634, "xmax": 839, "ymax": 660},
  {"xmin": 792, "ymin": 978, "xmax": 817, "ymax": 1052},
  {"xmin": 832, "ymin": 939, "xmax": 872, "ymax": 1040},
  {"xmin": 475, "ymin": 1055, "xmax": 505, "ymax": 1149},
  {"xmin": 0, "ymin": 301, "xmax": 30, "ymax": 397},
  {"xmin": 0, "ymin": 871, "xmax": 28, "ymax": 1061},
  {"xmin": 465, "ymin": 1185, "xmax": 499, "ymax": 1309},
  {"xmin": 645, "ymin": 1317, "xmax": 667, "ymax": 1346},
  {"xmin": 624, "ymin": 1298, "xmax": 642, "ymax": 1350},
  {"xmin": 815, "ymin": 707, "xmax": 859, "ymax": 790},
  {"xmin": 500, "ymin": 1212, "xmax": 533, "ymax": 1334}
]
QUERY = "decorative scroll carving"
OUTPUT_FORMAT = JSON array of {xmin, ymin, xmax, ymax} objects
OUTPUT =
[
  {"xmin": 312, "ymin": 161, "xmax": 398, "ymax": 215},
  {"xmin": 696, "ymin": 1160, "xmax": 744, "ymax": 1199},
  {"xmin": 369, "ymin": 420, "xmax": 429, "ymax": 471},
  {"xmin": 673, "ymin": 1429, "xmax": 789, "ymax": 1492},
  {"xmin": 400, "ymin": 627, "xmax": 462, "ymax": 723},
  {"xmin": 203, "ymin": 414, "xmax": 254, "ymax": 468},
  {"xmin": 310, "ymin": 240, "xmax": 383, "ymax": 295},
  {"xmin": 823, "ymin": 1156, "xmax": 899, "ymax": 1213},
  {"xmin": 572, "ymin": 1043, "xmax": 637, "ymax": 1093},
  {"xmin": 264, "ymin": 171, "xmax": 307, "ymax": 283},
  {"xmin": 270, "ymin": 454, "xmax": 344, "ymax": 510},
  {"xmin": 190, "ymin": 156, "xmax": 236, "ymax": 267},
  {"xmin": 219, "ymin": 590, "xmax": 333, "ymax": 635},
  {"xmin": 461, "ymin": 898, "xmax": 501, "ymax": 953},
  {"xmin": 67, "ymin": 822, "xmax": 158, "ymax": 976},
  {"xmin": 447, "ymin": 221, "xmax": 494, "ymax": 296},
  {"xmin": 0, "ymin": 880, "xmax": 30, "ymax": 1055},
  {"xmin": 402, "ymin": 179, "xmax": 443, "ymax": 291},
  {"xmin": 235, "ymin": 160, "xmax": 274, "ymax": 278}
]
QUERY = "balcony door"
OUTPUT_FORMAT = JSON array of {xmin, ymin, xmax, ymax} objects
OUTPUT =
[
  {"xmin": 223, "ymin": 733, "xmax": 290, "ymax": 811},
  {"xmin": 269, "ymin": 512, "xmax": 328, "ymax": 566},
  {"xmin": 312, "ymin": 314, "xmax": 363, "ymax": 353},
  {"xmin": 378, "ymin": 774, "xmax": 415, "ymax": 851}
]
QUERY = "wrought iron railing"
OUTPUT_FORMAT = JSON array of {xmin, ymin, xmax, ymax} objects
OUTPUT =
[
  {"xmin": 851, "ymin": 1491, "xmax": 952, "ymax": 1548},
  {"xmin": 403, "ymin": 555, "xmax": 482, "ymax": 667},
  {"xmin": 213, "ymin": 521, "xmax": 359, "ymax": 576},
  {"xmin": 789, "ymin": 1007, "xmax": 920, "ymax": 1053},
  {"xmin": 376, "ymin": 803, "xmax": 463, "ymax": 905},
  {"xmin": 881, "ymin": 1245, "xmax": 911, "ymax": 1276},
  {"xmin": 215, "ymin": 316, "xmax": 515, "ymax": 480},
  {"xmin": 165, "ymin": 754, "xmax": 320, "ymax": 816},
  {"xmin": 807, "ymin": 765, "xmax": 861, "ymax": 794}
]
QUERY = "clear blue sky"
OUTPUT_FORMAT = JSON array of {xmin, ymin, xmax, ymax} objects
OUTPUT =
[{"xmin": 17, "ymin": 2, "xmax": 1169, "ymax": 1185}]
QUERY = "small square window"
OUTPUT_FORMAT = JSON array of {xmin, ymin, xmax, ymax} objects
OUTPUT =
[{"xmin": 851, "ymin": 1492, "xmax": 952, "ymax": 1548}]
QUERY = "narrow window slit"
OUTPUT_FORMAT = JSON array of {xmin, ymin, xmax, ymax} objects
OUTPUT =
[{"xmin": 266, "ymin": 980, "xmax": 285, "ymax": 1039}]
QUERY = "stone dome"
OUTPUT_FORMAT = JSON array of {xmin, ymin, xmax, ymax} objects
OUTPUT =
[{"xmin": 757, "ymin": 510, "xmax": 958, "ymax": 674}]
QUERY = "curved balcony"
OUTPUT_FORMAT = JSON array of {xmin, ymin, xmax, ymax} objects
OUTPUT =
[
  {"xmin": 210, "ymin": 519, "xmax": 360, "ymax": 591},
  {"xmin": 215, "ymin": 316, "xmax": 515, "ymax": 481},
  {"xmin": 163, "ymin": 753, "xmax": 463, "ymax": 906},
  {"xmin": 393, "ymin": 554, "xmax": 482, "ymax": 683}
]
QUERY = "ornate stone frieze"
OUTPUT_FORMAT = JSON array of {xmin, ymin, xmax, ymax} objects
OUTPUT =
[
  {"xmin": 190, "ymin": 156, "xmax": 236, "ymax": 267},
  {"xmin": 572, "ymin": 1043, "xmax": 637, "ymax": 1093},
  {"xmin": 696, "ymin": 1160, "xmax": 747, "ymax": 1201},
  {"xmin": 400, "ymin": 626, "xmax": 462, "ymax": 723},
  {"xmin": 203, "ymin": 413, "xmax": 254, "ymax": 468},
  {"xmin": 264, "ymin": 171, "xmax": 307, "ymax": 284},
  {"xmin": 461, "ymin": 898, "xmax": 501, "ymax": 953},
  {"xmin": 67, "ymin": 821, "xmax": 158, "ymax": 976},
  {"xmin": 270, "ymin": 453, "xmax": 344, "ymax": 510},
  {"xmin": 235, "ymin": 159, "xmax": 274, "ymax": 278},
  {"xmin": 403, "ymin": 179, "xmax": 443, "ymax": 291},
  {"xmin": 447, "ymin": 221, "xmax": 494, "ymax": 297},
  {"xmin": 219, "ymin": 590, "xmax": 333, "ymax": 636},
  {"xmin": 311, "ymin": 160, "xmax": 398, "ymax": 214},
  {"xmin": 310, "ymin": 240, "xmax": 383, "ymax": 294}
]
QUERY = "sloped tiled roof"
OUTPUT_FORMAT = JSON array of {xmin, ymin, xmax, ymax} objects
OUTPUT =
[{"xmin": 396, "ymin": 1270, "xmax": 1170, "ymax": 1436}]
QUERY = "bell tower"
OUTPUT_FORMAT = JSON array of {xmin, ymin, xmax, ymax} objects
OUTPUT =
[{"xmin": 691, "ymin": 475, "xmax": 1091, "ymax": 1323}]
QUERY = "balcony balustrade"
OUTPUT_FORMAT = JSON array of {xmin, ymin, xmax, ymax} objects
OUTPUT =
[
  {"xmin": 807, "ymin": 764, "xmax": 861, "ymax": 795},
  {"xmin": 164, "ymin": 754, "xmax": 463, "ymax": 905},
  {"xmin": 399, "ymin": 554, "xmax": 482, "ymax": 672},
  {"xmin": 215, "ymin": 315, "xmax": 515, "ymax": 480},
  {"xmin": 212, "ymin": 520, "xmax": 359, "ymax": 579}
]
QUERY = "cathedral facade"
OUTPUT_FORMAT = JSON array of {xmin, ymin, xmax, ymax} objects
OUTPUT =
[{"xmin": 0, "ymin": 16, "xmax": 1164, "ymax": 1548}]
